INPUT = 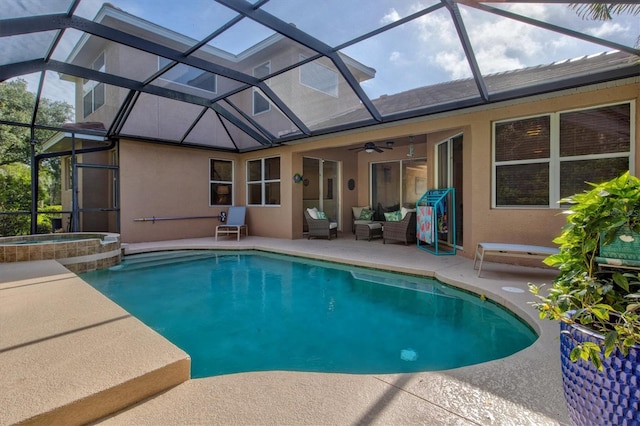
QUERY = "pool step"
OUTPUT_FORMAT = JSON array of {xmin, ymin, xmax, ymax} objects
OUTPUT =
[{"xmin": 114, "ymin": 250, "xmax": 226, "ymax": 271}]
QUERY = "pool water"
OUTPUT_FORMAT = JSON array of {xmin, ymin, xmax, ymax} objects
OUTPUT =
[{"xmin": 80, "ymin": 250, "xmax": 536, "ymax": 378}]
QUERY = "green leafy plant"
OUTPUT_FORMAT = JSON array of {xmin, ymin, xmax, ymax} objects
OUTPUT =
[{"xmin": 530, "ymin": 172, "xmax": 640, "ymax": 370}]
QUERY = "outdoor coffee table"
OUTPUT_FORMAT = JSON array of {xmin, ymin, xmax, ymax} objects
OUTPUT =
[{"xmin": 355, "ymin": 222, "xmax": 383, "ymax": 241}]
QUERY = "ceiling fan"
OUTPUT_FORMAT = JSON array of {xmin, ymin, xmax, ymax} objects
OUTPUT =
[{"xmin": 349, "ymin": 141, "xmax": 394, "ymax": 153}]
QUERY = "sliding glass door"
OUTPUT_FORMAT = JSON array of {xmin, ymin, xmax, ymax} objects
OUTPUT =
[
  {"xmin": 370, "ymin": 159, "xmax": 427, "ymax": 221},
  {"xmin": 302, "ymin": 157, "xmax": 339, "ymax": 230},
  {"xmin": 435, "ymin": 135, "xmax": 463, "ymax": 246}
]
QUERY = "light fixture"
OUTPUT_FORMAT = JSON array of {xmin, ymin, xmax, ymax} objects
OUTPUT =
[{"xmin": 365, "ymin": 148, "xmax": 374, "ymax": 153}]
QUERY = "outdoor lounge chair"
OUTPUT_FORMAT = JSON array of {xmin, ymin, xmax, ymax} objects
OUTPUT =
[
  {"xmin": 215, "ymin": 206, "xmax": 248, "ymax": 241},
  {"xmin": 352, "ymin": 205, "xmax": 372, "ymax": 233},
  {"xmin": 304, "ymin": 208, "xmax": 338, "ymax": 240},
  {"xmin": 383, "ymin": 210, "xmax": 417, "ymax": 245}
]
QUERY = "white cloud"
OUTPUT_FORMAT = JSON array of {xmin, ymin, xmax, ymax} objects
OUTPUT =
[
  {"xmin": 381, "ymin": 9, "xmax": 401, "ymax": 25},
  {"xmin": 587, "ymin": 21, "xmax": 629, "ymax": 38},
  {"xmin": 433, "ymin": 51, "xmax": 470, "ymax": 80},
  {"xmin": 389, "ymin": 51, "xmax": 402, "ymax": 63}
]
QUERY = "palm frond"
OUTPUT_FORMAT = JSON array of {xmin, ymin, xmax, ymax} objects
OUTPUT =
[{"xmin": 570, "ymin": 3, "xmax": 640, "ymax": 20}]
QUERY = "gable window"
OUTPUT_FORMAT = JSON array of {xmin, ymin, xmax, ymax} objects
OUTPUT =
[
  {"xmin": 247, "ymin": 157, "xmax": 280, "ymax": 206},
  {"xmin": 253, "ymin": 62, "xmax": 271, "ymax": 115},
  {"xmin": 158, "ymin": 57, "xmax": 216, "ymax": 94},
  {"xmin": 299, "ymin": 55, "xmax": 338, "ymax": 97},
  {"xmin": 210, "ymin": 159, "xmax": 233, "ymax": 206},
  {"xmin": 493, "ymin": 102, "xmax": 633, "ymax": 208},
  {"xmin": 83, "ymin": 52, "xmax": 105, "ymax": 118}
]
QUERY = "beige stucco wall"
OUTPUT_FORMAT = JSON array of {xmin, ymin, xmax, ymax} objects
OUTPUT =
[
  {"xmin": 117, "ymin": 78, "xmax": 639, "ymax": 258},
  {"xmin": 119, "ymin": 141, "xmax": 232, "ymax": 242}
]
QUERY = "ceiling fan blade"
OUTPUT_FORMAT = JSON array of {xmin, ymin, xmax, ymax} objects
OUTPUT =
[{"xmin": 374, "ymin": 147, "xmax": 383, "ymax": 153}]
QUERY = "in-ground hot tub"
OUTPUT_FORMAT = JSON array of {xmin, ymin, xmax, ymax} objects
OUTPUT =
[{"xmin": 0, "ymin": 233, "xmax": 121, "ymax": 273}]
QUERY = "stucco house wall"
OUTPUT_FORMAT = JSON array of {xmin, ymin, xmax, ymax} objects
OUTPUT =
[{"xmin": 112, "ymin": 76, "xmax": 639, "ymax": 263}]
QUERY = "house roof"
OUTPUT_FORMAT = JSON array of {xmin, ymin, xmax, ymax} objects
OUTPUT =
[
  {"xmin": 1, "ymin": 1, "xmax": 638, "ymax": 153},
  {"xmin": 317, "ymin": 51, "xmax": 639, "ymax": 129}
]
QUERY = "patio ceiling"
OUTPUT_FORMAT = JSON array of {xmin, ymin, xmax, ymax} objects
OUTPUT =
[{"xmin": 1, "ymin": 0, "xmax": 638, "ymax": 153}]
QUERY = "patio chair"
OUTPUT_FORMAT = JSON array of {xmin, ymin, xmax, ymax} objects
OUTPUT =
[
  {"xmin": 383, "ymin": 210, "xmax": 417, "ymax": 245},
  {"xmin": 352, "ymin": 205, "xmax": 373, "ymax": 233},
  {"xmin": 215, "ymin": 206, "xmax": 248, "ymax": 241},
  {"xmin": 304, "ymin": 208, "xmax": 338, "ymax": 240}
]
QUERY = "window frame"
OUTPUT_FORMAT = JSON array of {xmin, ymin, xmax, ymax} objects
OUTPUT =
[
  {"xmin": 82, "ymin": 52, "xmax": 105, "ymax": 118},
  {"xmin": 209, "ymin": 158, "xmax": 234, "ymax": 207},
  {"xmin": 492, "ymin": 101, "xmax": 635, "ymax": 209},
  {"xmin": 252, "ymin": 61, "xmax": 271, "ymax": 115},
  {"xmin": 246, "ymin": 156, "xmax": 281, "ymax": 207}
]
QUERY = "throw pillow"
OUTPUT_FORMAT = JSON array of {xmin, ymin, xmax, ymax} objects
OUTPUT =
[
  {"xmin": 401, "ymin": 207, "xmax": 416, "ymax": 219},
  {"xmin": 307, "ymin": 207, "xmax": 319, "ymax": 219},
  {"xmin": 358, "ymin": 209, "xmax": 373, "ymax": 220},
  {"xmin": 317, "ymin": 211, "xmax": 328, "ymax": 219},
  {"xmin": 384, "ymin": 210, "xmax": 402, "ymax": 221}
]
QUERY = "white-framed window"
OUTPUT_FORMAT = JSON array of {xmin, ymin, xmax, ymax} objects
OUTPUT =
[
  {"xmin": 210, "ymin": 159, "xmax": 233, "ymax": 206},
  {"xmin": 253, "ymin": 61, "xmax": 271, "ymax": 115},
  {"xmin": 158, "ymin": 57, "xmax": 217, "ymax": 94},
  {"xmin": 493, "ymin": 102, "xmax": 634, "ymax": 208},
  {"xmin": 83, "ymin": 52, "xmax": 105, "ymax": 118},
  {"xmin": 247, "ymin": 157, "xmax": 280, "ymax": 206},
  {"xmin": 299, "ymin": 55, "xmax": 338, "ymax": 97}
]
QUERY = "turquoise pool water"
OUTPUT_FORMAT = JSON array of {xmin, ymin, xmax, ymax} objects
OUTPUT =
[{"xmin": 80, "ymin": 250, "xmax": 536, "ymax": 378}]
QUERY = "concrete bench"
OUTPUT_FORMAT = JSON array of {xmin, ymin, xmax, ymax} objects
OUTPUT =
[{"xmin": 473, "ymin": 243, "xmax": 559, "ymax": 277}]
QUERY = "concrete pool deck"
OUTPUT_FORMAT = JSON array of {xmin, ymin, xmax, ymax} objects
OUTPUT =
[{"xmin": 1, "ymin": 235, "xmax": 569, "ymax": 425}]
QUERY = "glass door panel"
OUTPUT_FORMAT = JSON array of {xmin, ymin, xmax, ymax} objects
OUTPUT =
[
  {"xmin": 435, "ymin": 135, "xmax": 463, "ymax": 247},
  {"xmin": 303, "ymin": 157, "xmax": 339, "ymax": 232},
  {"xmin": 371, "ymin": 162, "xmax": 400, "ymax": 221}
]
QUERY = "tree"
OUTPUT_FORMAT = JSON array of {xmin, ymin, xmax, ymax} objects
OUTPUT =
[
  {"xmin": 0, "ymin": 78, "xmax": 74, "ymax": 166},
  {"xmin": 570, "ymin": 3, "xmax": 640, "ymax": 21},
  {"xmin": 0, "ymin": 78, "xmax": 73, "ymax": 211},
  {"xmin": 0, "ymin": 163, "xmax": 31, "ymax": 236}
]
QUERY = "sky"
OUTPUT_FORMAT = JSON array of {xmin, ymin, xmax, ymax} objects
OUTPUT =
[{"xmin": 5, "ymin": 0, "xmax": 639, "ymax": 108}]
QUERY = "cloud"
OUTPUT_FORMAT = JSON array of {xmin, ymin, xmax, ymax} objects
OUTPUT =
[
  {"xmin": 587, "ymin": 21, "xmax": 629, "ymax": 38},
  {"xmin": 389, "ymin": 51, "xmax": 402, "ymax": 63},
  {"xmin": 381, "ymin": 9, "xmax": 401, "ymax": 25}
]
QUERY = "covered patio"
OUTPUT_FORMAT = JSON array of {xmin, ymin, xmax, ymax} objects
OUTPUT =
[{"xmin": 1, "ymin": 235, "xmax": 564, "ymax": 424}]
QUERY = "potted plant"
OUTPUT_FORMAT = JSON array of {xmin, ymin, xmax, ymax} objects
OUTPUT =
[{"xmin": 529, "ymin": 171, "xmax": 640, "ymax": 425}]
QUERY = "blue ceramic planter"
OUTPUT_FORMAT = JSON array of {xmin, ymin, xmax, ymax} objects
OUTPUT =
[{"xmin": 560, "ymin": 321, "xmax": 640, "ymax": 425}]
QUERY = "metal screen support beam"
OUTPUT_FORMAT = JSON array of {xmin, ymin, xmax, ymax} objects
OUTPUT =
[{"xmin": 71, "ymin": 134, "xmax": 79, "ymax": 233}]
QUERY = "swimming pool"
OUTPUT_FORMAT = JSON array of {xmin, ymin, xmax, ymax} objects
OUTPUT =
[{"xmin": 80, "ymin": 250, "xmax": 537, "ymax": 378}]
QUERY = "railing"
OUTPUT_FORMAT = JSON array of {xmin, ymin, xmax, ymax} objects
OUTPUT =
[{"xmin": 133, "ymin": 213, "xmax": 226, "ymax": 224}]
